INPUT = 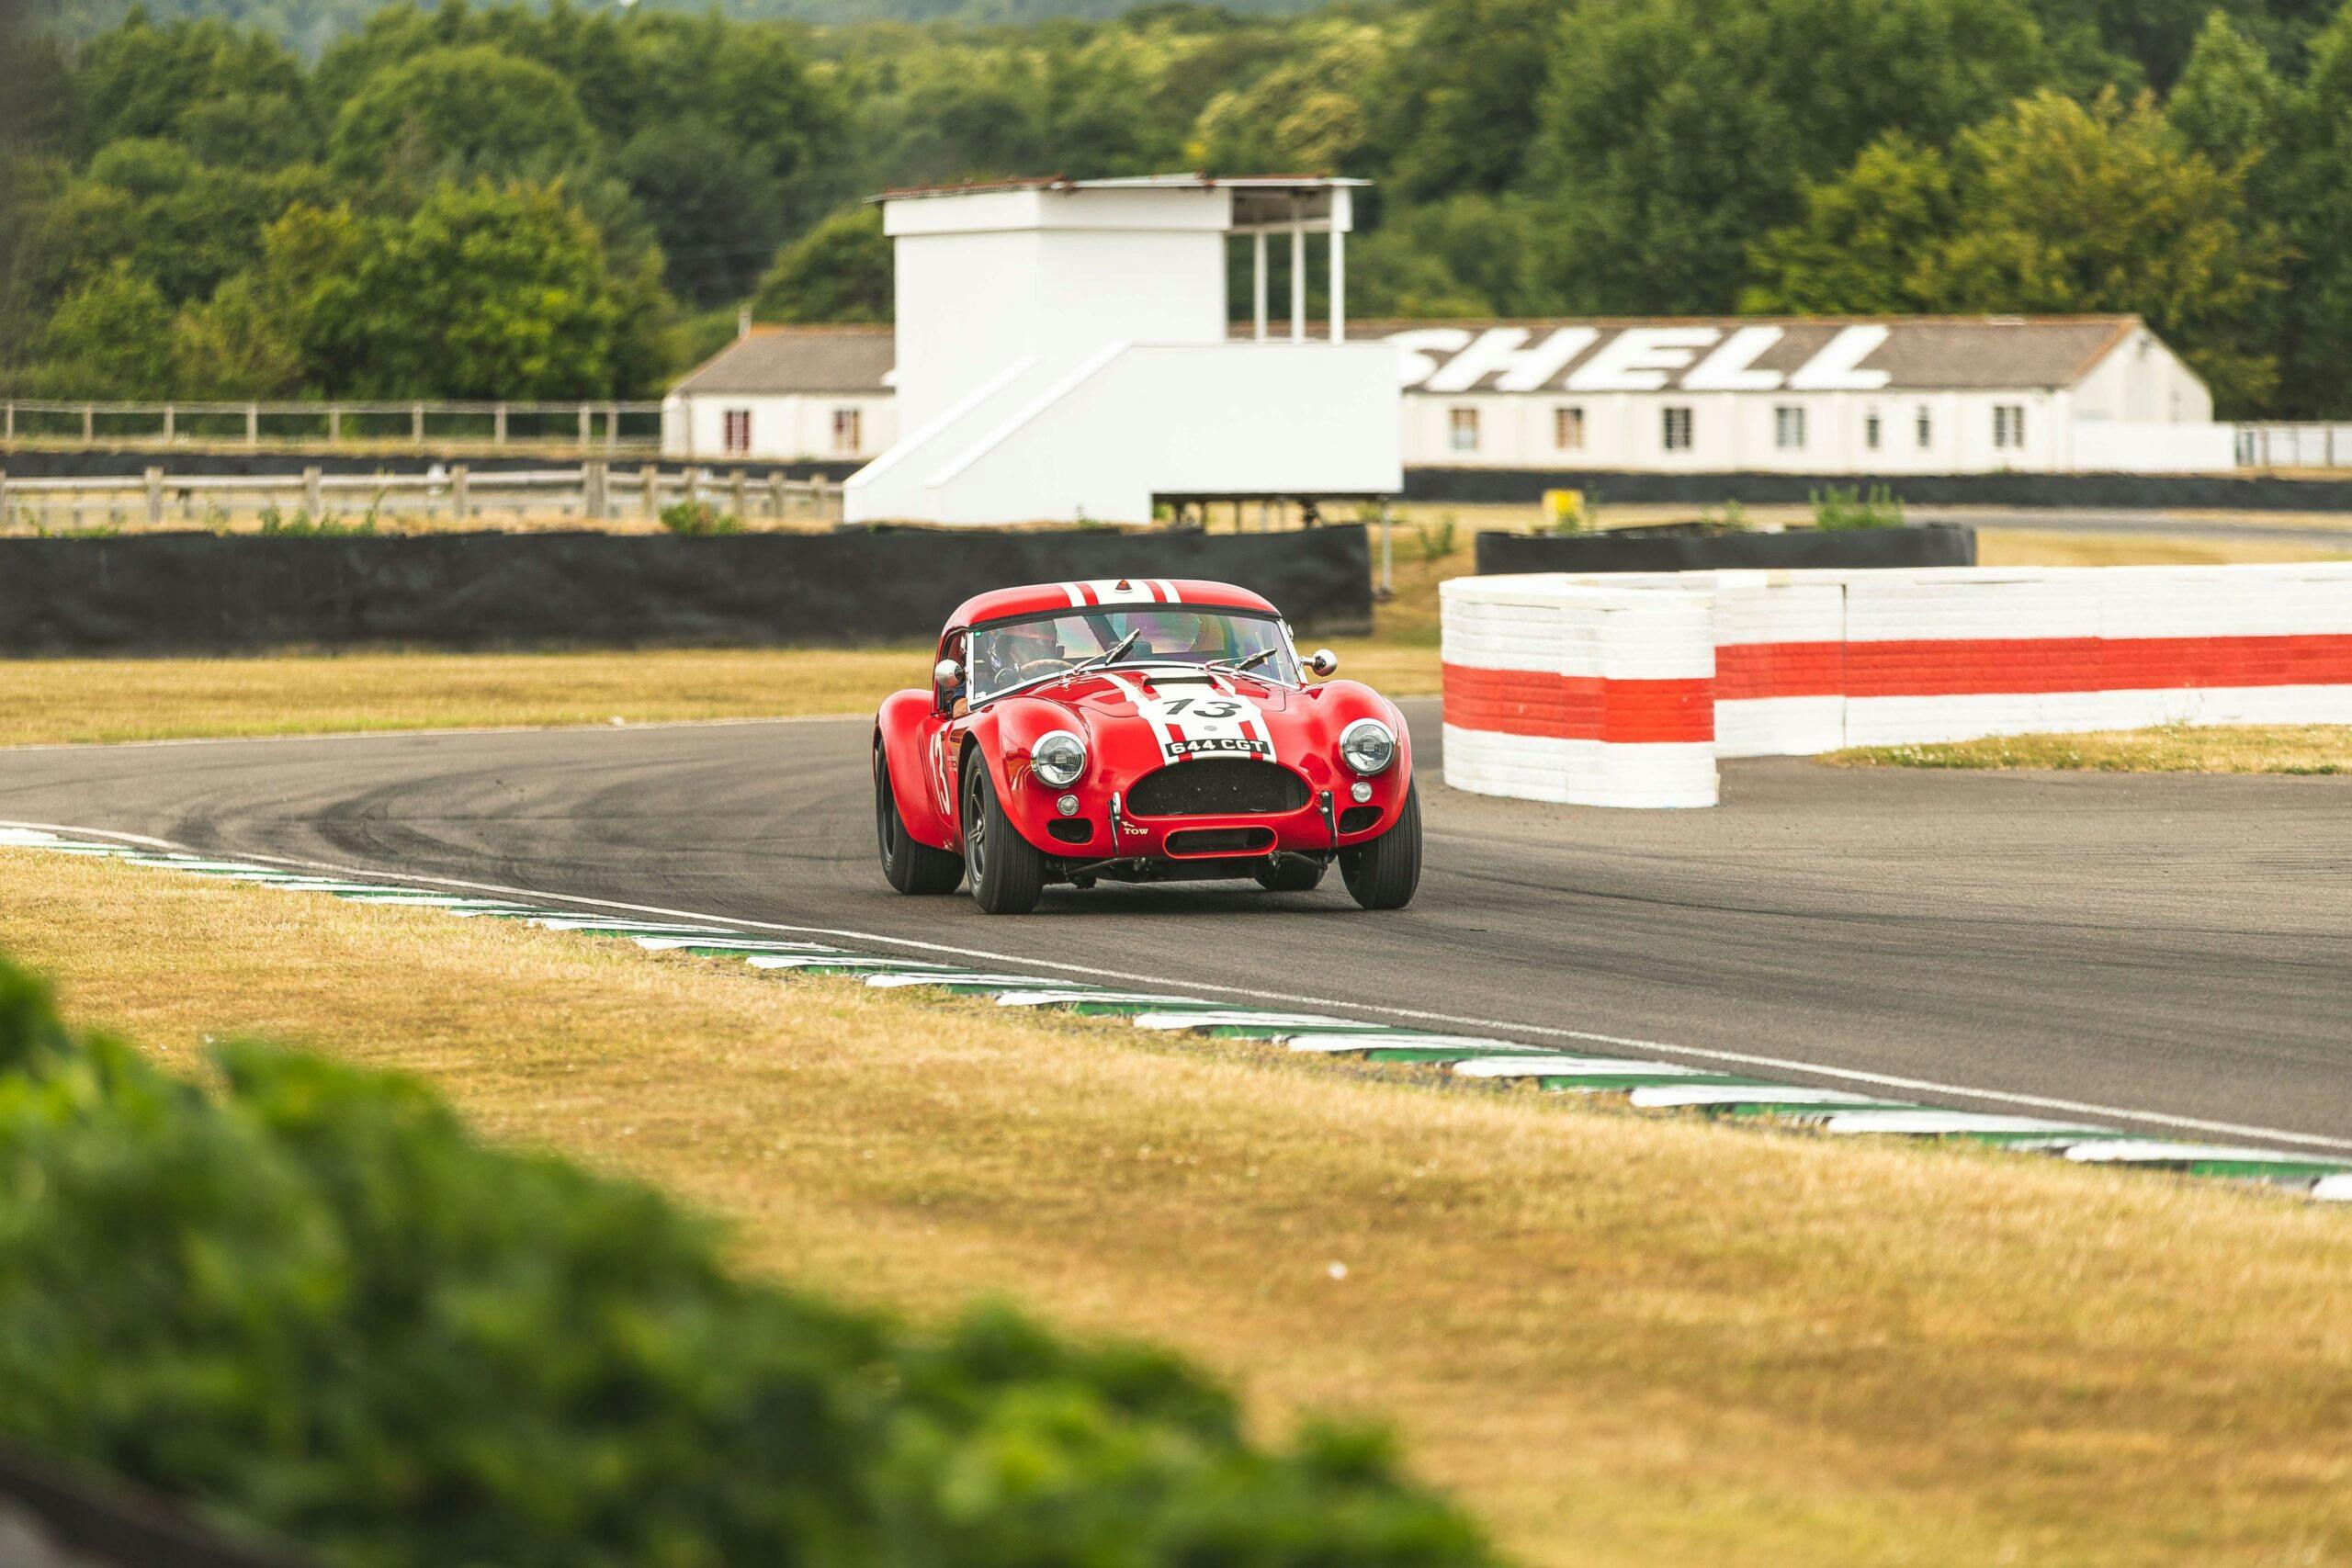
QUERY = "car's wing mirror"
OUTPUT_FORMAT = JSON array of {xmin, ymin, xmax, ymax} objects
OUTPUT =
[
  {"xmin": 1305, "ymin": 649, "xmax": 1339, "ymax": 679},
  {"xmin": 933, "ymin": 657, "xmax": 963, "ymax": 709}
]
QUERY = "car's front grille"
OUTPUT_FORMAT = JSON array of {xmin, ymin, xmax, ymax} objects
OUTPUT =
[{"xmin": 1126, "ymin": 760, "xmax": 1309, "ymax": 818}]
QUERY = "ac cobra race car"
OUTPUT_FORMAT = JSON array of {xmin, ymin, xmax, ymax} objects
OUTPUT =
[{"xmin": 875, "ymin": 578, "xmax": 1419, "ymax": 914}]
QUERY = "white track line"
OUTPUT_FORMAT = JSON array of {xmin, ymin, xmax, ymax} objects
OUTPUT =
[
  {"xmin": 0, "ymin": 820, "xmax": 180, "ymax": 850},
  {"xmin": 0, "ymin": 713, "xmax": 858, "ymax": 755},
  {"xmin": 12, "ymin": 818, "xmax": 2352, "ymax": 1157}
]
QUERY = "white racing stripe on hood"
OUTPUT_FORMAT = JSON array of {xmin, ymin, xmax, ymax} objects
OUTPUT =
[
  {"xmin": 1210, "ymin": 671, "xmax": 1277, "ymax": 757},
  {"xmin": 1080, "ymin": 578, "xmax": 1159, "ymax": 605},
  {"xmin": 1103, "ymin": 671, "xmax": 1273, "ymax": 766},
  {"xmin": 1100, "ymin": 672, "xmax": 1176, "ymax": 760}
]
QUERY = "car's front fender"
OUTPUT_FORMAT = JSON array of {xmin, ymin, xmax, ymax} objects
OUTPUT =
[
  {"xmin": 876, "ymin": 689, "xmax": 956, "ymax": 851},
  {"xmin": 956, "ymin": 701, "xmax": 1087, "ymax": 854}
]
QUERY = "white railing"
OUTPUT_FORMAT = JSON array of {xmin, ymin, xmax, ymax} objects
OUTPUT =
[
  {"xmin": 0, "ymin": 399, "xmax": 665, "ymax": 453},
  {"xmin": 0, "ymin": 463, "xmax": 839, "ymax": 533},
  {"xmin": 2235, "ymin": 424, "xmax": 2352, "ymax": 471}
]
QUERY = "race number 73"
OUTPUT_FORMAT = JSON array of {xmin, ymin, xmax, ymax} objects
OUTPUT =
[{"xmin": 1156, "ymin": 698, "xmax": 1242, "ymax": 718}]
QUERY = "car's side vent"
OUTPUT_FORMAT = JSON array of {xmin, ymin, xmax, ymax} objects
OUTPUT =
[
  {"xmin": 1126, "ymin": 761, "xmax": 1310, "ymax": 818},
  {"xmin": 1337, "ymin": 806, "xmax": 1381, "ymax": 834}
]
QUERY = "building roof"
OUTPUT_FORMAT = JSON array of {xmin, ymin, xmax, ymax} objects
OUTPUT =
[
  {"xmin": 669, "ymin": 326, "xmax": 894, "ymax": 397},
  {"xmin": 1353, "ymin": 315, "xmax": 2147, "ymax": 395},
  {"xmin": 875, "ymin": 173, "xmax": 1367, "ymax": 203},
  {"xmin": 673, "ymin": 315, "xmax": 2159, "ymax": 400}
]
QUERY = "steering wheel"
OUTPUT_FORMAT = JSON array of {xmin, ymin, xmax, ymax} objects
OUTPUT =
[{"xmin": 1013, "ymin": 656, "xmax": 1077, "ymax": 676}]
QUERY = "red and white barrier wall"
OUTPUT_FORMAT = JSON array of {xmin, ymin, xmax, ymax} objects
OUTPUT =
[
  {"xmin": 1440, "ymin": 577, "xmax": 1717, "ymax": 807},
  {"xmin": 1443, "ymin": 563, "xmax": 2352, "ymax": 805}
]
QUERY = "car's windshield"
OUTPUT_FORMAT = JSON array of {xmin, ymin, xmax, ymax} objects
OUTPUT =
[{"xmin": 969, "ymin": 608, "xmax": 1296, "ymax": 702}]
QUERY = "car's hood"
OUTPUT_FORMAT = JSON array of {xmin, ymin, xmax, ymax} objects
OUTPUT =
[
  {"xmin": 1010, "ymin": 665, "xmax": 1306, "ymax": 766},
  {"xmin": 1077, "ymin": 665, "xmax": 1293, "ymax": 713}
]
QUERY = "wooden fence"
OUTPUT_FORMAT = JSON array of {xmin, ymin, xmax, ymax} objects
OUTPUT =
[
  {"xmin": 0, "ymin": 400, "xmax": 665, "ymax": 453},
  {"xmin": 2235, "ymin": 423, "xmax": 2352, "ymax": 470},
  {"xmin": 0, "ymin": 463, "xmax": 839, "ymax": 532}
]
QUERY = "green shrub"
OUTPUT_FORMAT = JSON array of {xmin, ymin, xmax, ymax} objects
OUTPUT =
[
  {"xmin": 659, "ymin": 500, "xmax": 744, "ymax": 536},
  {"xmin": 0, "ymin": 954, "xmax": 1494, "ymax": 1568},
  {"xmin": 256, "ymin": 506, "xmax": 378, "ymax": 536},
  {"xmin": 1810, "ymin": 484, "xmax": 1905, "ymax": 531},
  {"xmin": 1413, "ymin": 513, "xmax": 1458, "ymax": 561}
]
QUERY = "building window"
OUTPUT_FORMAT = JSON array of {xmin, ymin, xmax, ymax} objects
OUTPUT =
[
  {"xmin": 722, "ymin": 409, "xmax": 752, "ymax": 456},
  {"xmin": 1773, "ymin": 406, "xmax": 1806, "ymax": 450},
  {"xmin": 1864, "ymin": 410, "xmax": 1882, "ymax": 451},
  {"xmin": 1554, "ymin": 405, "xmax": 1586, "ymax": 451},
  {"xmin": 1993, "ymin": 403, "xmax": 2027, "ymax": 450},
  {"xmin": 1661, "ymin": 406, "xmax": 1694, "ymax": 452},
  {"xmin": 1449, "ymin": 406, "xmax": 1480, "ymax": 453},
  {"xmin": 1916, "ymin": 407, "xmax": 1933, "ymax": 449},
  {"xmin": 832, "ymin": 407, "xmax": 863, "ymax": 454}
]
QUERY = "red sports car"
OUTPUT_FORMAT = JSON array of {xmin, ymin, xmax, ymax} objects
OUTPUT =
[{"xmin": 874, "ymin": 577, "xmax": 1420, "ymax": 914}]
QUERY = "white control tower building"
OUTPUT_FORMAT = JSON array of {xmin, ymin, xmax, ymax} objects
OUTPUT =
[{"xmin": 842, "ymin": 174, "xmax": 1400, "ymax": 526}]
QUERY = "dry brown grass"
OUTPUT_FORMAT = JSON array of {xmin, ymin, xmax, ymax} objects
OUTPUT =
[
  {"xmin": 1374, "ymin": 512, "xmax": 2352, "ymax": 648},
  {"xmin": 0, "ymin": 649, "xmax": 922, "ymax": 746},
  {"xmin": 0, "ymin": 641, "xmax": 1442, "ymax": 748},
  {"xmin": 1979, "ymin": 530, "xmax": 2352, "ymax": 569},
  {"xmin": 6, "ymin": 513, "xmax": 2339, "ymax": 753},
  {"xmin": 1827, "ymin": 724, "xmax": 2352, "ymax": 775},
  {"xmin": 6, "ymin": 848, "xmax": 2349, "ymax": 1566}
]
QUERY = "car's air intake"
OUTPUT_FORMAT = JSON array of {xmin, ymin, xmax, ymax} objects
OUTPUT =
[{"xmin": 1126, "ymin": 760, "xmax": 1310, "ymax": 818}]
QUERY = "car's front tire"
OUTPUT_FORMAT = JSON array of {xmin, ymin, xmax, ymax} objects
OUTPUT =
[
  {"xmin": 1340, "ymin": 781, "xmax": 1421, "ymax": 909},
  {"xmin": 876, "ymin": 743, "xmax": 964, "ymax": 895},
  {"xmin": 964, "ymin": 756, "xmax": 1046, "ymax": 915}
]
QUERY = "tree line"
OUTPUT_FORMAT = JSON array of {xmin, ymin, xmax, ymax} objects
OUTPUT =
[{"xmin": 1, "ymin": 0, "xmax": 2346, "ymax": 414}]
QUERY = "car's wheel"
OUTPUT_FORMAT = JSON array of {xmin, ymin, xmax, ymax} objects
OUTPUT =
[
  {"xmin": 875, "ymin": 743, "xmax": 964, "ymax": 895},
  {"xmin": 963, "ymin": 755, "xmax": 1046, "ymax": 915},
  {"xmin": 1340, "ymin": 781, "xmax": 1421, "ymax": 910},
  {"xmin": 1253, "ymin": 855, "xmax": 1327, "ymax": 893}
]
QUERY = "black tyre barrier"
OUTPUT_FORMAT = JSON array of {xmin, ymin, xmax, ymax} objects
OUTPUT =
[
  {"xmin": 0, "ymin": 525, "xmax": 1374, "ymax": 654},
  {"xmin": 1406, "ymin": 465, "xmax": 2352, "ymax": 513},
  {"xmin": 1474, "ymin": 525, "xmax": 1976, "ymax": 575}
]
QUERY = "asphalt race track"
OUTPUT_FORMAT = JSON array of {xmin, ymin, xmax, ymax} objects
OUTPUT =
[{"xmin": 6, "ymin": 698, "xmax": 2350, "ymax": 1151}]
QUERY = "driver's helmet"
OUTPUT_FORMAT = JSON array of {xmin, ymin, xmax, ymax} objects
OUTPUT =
[
  {"xmin": 1129, "ymin": 610, "xmax": 1216, "ymax": 659},
  {"xmin": 988, "ymin": 621, "xmax": 1062, "ymax": 682}
]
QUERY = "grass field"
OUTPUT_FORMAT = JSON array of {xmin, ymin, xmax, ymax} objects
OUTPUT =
[
  {"xmin": 1828, "ymin": 724, "xmax": 2351, "ymax": 774},
  {"xmin": 1977, "ymin": 528, "xmax": 2352, "ymax": 568},
  {"xmin": 0, "ymin": 638, "xmax": 1442, "ymax": 748},
  {"xmin": 0, "ymin": 519, "xmax": 2338, "ymax": 751},
  {"xmin": 6, "ymin": 847, "xmax": 2348, "ymax": 1567}
]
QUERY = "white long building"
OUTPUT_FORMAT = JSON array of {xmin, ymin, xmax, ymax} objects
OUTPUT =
[
  {"xmin": 666, "ymin": 311, "xmax": 2233, "ymax": 479},
  {"xmin": 1387, "ymin": 315, "xmax": 2225, "ymax": 475}
]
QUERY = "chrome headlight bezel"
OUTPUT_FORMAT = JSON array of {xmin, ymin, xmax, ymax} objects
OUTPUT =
[
  {"xmin": 1030, "ymin": 728, "xmax": 1088, "ymax": 788},
  {"xmin": 1339, "ymin": 717, "xmax": 1397, "ymax": 776}
]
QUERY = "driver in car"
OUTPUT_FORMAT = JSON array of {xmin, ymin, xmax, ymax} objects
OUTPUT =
[
  {"xmin": 1129, "ymin": 610, "xmax": 1226, "ymax": 664},
  {"xmin": 983, "ymin": 622, "xmax": 1068, "ymax": 693}
]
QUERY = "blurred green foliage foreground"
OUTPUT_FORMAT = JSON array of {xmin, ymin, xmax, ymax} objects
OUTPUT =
[{"xmin": 0, "ymin": 953, "xmax": 1494, "ymax": 1568}]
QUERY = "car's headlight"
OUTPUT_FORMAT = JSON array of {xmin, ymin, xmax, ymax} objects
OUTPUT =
[
  {"xmin": 1339, "ymin": 717, "xmax": 1396, "ymax": 776},
  {"xmin": 1030, "ymin": 729, "xmax": 1087, "ymax": 788}
]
